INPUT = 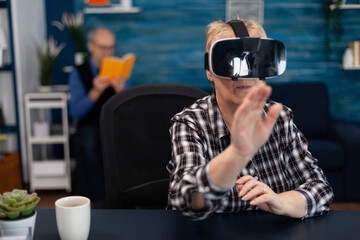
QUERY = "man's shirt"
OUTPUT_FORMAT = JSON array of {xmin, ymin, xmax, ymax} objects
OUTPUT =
[
  {"xmin": 167, "ymin": 93, "xmax": 334, "ymax": 220},
  {"xmin": 69, "ymin": 60, "xmax": 131, "ymax": 120},
  {"xmin": 69, "ymin": 60, "xmax": 99, "ymax": 119}
]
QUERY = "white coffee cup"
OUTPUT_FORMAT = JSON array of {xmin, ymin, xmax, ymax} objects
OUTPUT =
[{"xmin": 55, "ymin": 196, "xmax": 91, "ymax": 240}]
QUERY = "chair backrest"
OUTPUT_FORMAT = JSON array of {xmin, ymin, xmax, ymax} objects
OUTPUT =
[
  {"xmin": 269, "ymin": 82, "xmax": 330, "ymax": 138},
  {"xmin": 100, "ymin": 83, "xmax": 208, "ymax": 209}
]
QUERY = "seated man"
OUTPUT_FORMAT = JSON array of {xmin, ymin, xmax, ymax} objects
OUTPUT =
[
  {"xmin": 69, "ymin": 28, "xmax": 127, "ymax": 208},
  {"xmin": 167, "ymin": 18, "xmax": 333, "ymax": 220}
]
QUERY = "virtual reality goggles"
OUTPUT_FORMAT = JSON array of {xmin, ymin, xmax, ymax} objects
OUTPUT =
[{"xmin": 204, "ymin": 20, "xmax": 287, "ymax": 80}]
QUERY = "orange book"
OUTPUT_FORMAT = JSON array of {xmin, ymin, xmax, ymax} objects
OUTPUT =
[
  {"xmin": 99, "ymin": 53, "xmax": 136, "ymax": 82},
  {"xmin": 86, "ymin": 0, "xmax": 109, "ymax": 6}
]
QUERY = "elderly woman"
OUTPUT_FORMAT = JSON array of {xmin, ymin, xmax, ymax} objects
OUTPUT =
[{"xmin": 167, "ymin": 18, "xmax": 333, "ymax": 220}]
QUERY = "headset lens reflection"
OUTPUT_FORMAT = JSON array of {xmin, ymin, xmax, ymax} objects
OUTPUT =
[{"xmin": 210, "ymin": 38, "xmax": 286, "ymax": 80}]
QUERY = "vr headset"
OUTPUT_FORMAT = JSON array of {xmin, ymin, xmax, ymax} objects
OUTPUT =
[{"xmin": 204, "ymin": 20, "xmax": 286, "ymax": 80}]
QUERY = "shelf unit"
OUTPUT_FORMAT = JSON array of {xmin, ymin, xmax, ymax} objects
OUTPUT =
[
  {"xmin": 24, "ymin": 92, "xmax": 71, "ymax": 192},
  {"xmin": 330, "ymin": 1, "xmax": 360, "ymax": 10},
  {"xmin": 343, "ymin": 65, "xmax": 360, "ymax": 70},
  {"xmin": 84, "ymin": 5, "xmax": 141, "ymax": 14},
  {"xmin": 0, "ymin": 64, "xmax": 11, "ymax": 71},
  {"xmin": 83, "ymin": 0, "xmax": 141, "ymax": 14},
  {"xmin": 0, "ymin": 1, "xmax": 21, "ymax": 168}
]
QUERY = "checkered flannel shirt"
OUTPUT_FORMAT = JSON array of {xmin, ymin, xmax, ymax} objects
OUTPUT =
[{"xmin": 167, "ymin": 93, "xmax": 334, "ymax": 220}]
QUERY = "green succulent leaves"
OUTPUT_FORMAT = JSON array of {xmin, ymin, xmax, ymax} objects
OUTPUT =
[{"xmin": 0, "ymin": 189, "xmax": 40, "ymax": 219}]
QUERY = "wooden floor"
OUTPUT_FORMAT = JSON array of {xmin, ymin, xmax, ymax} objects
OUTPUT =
[
  {"xmin": 329, "ymin": 202, "xmax": 360, "ymax": 210},
  {"xmin": 36, "ymin": 190, "xmax": 71, "ymax": 209},
  {"xmin": 35, "ymin": 190, "xmax": 360, "ymax": 210}
]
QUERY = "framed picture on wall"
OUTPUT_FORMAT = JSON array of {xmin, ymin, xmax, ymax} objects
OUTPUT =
[{"xmin": 226, "ymin": 0, "xmax": 264, "ymax": 24}]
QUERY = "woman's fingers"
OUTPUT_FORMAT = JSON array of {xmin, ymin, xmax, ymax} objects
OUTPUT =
[
  {"xmin": 249, "ymin": 191, "xmax": 271, "ymax": 206},
  {"xmin": 238, "ymin": 179, "xmax": 258, "ymax": 197},
  {"xmin": 236, "ymin": 175, "xmax": 274, "ymax": 204},
  {"xmin": 241, "ymin": 185, "xmax": 268, "ymax": 201},
  {"xmin": 236, "ymin": 175, "xmax": 254, "ymax": 185}
]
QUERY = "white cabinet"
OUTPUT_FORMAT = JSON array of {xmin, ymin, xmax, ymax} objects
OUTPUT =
[{"xmin": 25, "ymin": 92, "xmax": 71, "ymax": 192}]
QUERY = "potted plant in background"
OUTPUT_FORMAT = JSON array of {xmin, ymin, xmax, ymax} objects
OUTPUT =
[
  {"xmin": 0, "ymin": 189, "xmax": 40, "ymax": 238},
  {"xmin": 36, "ymin": 36, "xmax": 65, "ymax": 91},
  {"xmin": 52, "ymin": 12, "xmax": 87, "ymax": 65},
  {"xmin": 323, "ymin": 0, "xmax": 344, "ymax": 60}
]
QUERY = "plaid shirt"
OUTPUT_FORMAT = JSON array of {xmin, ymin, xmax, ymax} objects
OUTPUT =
[{"xmin": 167, "ymin": 93, "xmax": 334, "ymax": 220}]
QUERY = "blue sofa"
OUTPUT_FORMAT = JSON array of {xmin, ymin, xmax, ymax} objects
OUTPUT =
[{"xmin": 269, "ymin": 81, "xmax": 360, "ymax": 201}]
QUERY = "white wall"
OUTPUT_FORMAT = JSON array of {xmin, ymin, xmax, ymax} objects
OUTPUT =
[{"xmin": 11, "ymin": 0, "xmax": 46, "ymax": 182}]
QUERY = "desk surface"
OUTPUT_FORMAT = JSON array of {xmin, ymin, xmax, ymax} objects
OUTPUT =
[{"xmin": 35, "ymin": 209, "xmax": 360, "ymax": 240}]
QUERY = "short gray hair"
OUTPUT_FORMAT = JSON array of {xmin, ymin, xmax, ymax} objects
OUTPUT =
[{"xmin": 87, "ymin": 28, "xmax": 115, "ymax": 43}]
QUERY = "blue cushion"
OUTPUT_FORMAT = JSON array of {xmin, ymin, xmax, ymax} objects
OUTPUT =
[
  {"xmin": 323, "ymin": 172, "xmax": 345, "ymax": 200},
  {"xmin": 308, "ymin": 139, "xmax": 345, "ymax": 170},
  {"xmin": 270, "ymin": 82, "xmax": 330, "ymax": 138},
  {"xmin": 308, "ymin": 139, "xmax": 345, "ymax": 200}
]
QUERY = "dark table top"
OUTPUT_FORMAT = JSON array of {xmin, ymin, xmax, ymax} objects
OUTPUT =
[{"xmin": 35, "ymin": 209, "xmax": 360, "ymax": 240}]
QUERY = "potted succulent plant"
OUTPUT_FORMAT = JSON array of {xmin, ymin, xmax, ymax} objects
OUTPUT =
[{"xmin": 0, "ymin": 189, "xmax": 40, "ymax": 238}]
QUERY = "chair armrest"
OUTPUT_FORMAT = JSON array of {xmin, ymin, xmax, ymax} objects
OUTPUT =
[{"xmin": 329, "ymin": 120, "xmax": 360, "ymax": 200}]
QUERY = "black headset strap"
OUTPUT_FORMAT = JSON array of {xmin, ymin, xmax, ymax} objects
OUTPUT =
[
  {"xmin": 227, "ymin": 20, "xmax": 249, "ymax": 38},
  {"xmin": 204, "ymin": 53, "xmax": 209, "ymax": 70}
]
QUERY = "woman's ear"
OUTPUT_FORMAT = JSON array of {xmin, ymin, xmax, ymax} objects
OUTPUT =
[{"xmin": 206, "ymin": 70, "xmax": 214, "ymax": 83}]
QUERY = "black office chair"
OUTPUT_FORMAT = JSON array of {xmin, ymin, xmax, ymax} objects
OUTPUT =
[{"xmin": 100, "ymin": 83, "xmax": 208, "ymax": 209}]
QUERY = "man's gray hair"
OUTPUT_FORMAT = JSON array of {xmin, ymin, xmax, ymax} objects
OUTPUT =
[
  {"xmin": 87, "ymin": 29, "xmax": 98, "ymax": 43},
  {"xmin": 87, "ymin": 28, "xmax": 115, "ymax": 43}
]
